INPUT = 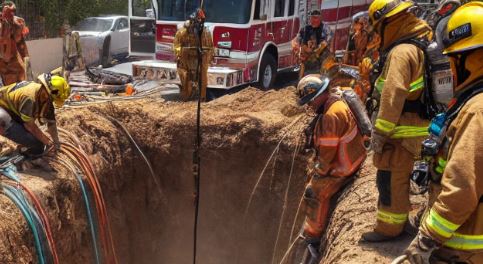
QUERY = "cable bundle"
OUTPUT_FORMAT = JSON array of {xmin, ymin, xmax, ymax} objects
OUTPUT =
[{"xmin": 0, "ymin": 157, "xmax": 59, "ymax": 264}]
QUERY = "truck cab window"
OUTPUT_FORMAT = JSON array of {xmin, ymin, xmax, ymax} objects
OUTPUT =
[
  {"xmin": 132, "ymin": 0, "xmax": 152, "ymax": 17},
  {"xmin": 288, "ymin": 0, "xmax": 295, "ymax": 16},
  {"xmin": 274, "ymin": 0, "xmax": 286, "ymax": 18},
  {"xmin": 254, "ymin": 0, "xmax": 268, "ymax": 21}
]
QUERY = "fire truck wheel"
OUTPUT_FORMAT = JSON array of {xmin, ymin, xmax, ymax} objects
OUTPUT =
[{"xmin": 257, "ymin": 53, "xmax": 277, "ymax": 90}]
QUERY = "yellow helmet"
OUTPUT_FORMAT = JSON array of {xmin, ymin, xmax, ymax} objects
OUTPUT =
[
  {"xmin": 443, "ymin": 1, "xmax": 483, "ymax": 54},
  {"xmin": 368, "ymin": 0, "xmax": 414, "ymax": 27},
  {"xmin": 37, "ymin": 74, "xmax": 71, "ymax": 108}
]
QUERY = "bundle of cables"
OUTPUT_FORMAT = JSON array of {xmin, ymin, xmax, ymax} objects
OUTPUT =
[
  {"xmin": 0, "ymin": 155, "xmax": 59, "ymax": 264},
  {"xmin": 51, "ymin": 128, "xmax": 118, "ymax": 264}
]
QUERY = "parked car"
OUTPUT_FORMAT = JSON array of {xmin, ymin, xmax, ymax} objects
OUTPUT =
[{"xmin": 74, "ymin": 16, "xmax": 130, "ymax": 67}]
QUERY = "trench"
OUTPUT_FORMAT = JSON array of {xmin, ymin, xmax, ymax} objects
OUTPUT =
[{"xmin": 0, "ymin": 89, "xmax": 321, "ymax": 264}]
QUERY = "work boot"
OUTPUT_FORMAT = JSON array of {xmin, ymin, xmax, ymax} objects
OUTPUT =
[
  {"xmin": 404, "ymin": 207, "xmax": 426, "ymax": 236},
  {"xmin": 360, "ymin": 231, "xmax": 398, "ymax": 243}
]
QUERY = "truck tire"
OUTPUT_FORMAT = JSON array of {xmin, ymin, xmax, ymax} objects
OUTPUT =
[
  {"xmin": 101, "ymin": 36, "xmax": 111, "ymax": 68},
  {"xmin": 256, "ymin": 53, "xmax": 277, "ymax": 90}
]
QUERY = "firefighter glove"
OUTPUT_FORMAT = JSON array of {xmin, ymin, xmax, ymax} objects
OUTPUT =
[{"xmin": 404, "ymin": 232, "xmax": 439, "ymax": 264}]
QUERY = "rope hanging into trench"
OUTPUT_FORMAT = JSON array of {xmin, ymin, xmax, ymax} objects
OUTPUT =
[{"xmin": 0, "ymin": 156, "xmax": 59, "ymax": 264}]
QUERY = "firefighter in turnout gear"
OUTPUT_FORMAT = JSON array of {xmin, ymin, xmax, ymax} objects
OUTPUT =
[
  {"xmin": 0, "ymin": 74, "xmax": 70, "ymax": 157},
  {"xmin": 173, "ymin": 8, "xmax": 214, "ymax": 102},
  {"xmin": 62, "ymin": 22, "xmax": 85, "ymax": 81},
  {"xmin": 292, "ymin": 10, "xmax": 332, "ymax": 79},
  {"xmin": 361, "ymin": 0, "xmax": 434, "ymax": 242},
  {"xmin": 344, "ymin": 12, "xmax": 370, "ymax": 66},
  {"xmin": 0, "ymin": 1, "xmax": 29, "ymax": 86},
  {"xmin": 286, "ymin": 75, "xmax": 368, "ymax": 264},
  {"xmin": 403, "ymin": 3, "xmax": 483, "ymax": 263}
]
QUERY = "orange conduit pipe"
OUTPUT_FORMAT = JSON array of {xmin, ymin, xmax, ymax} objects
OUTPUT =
[{"xmin": 52, "ymin": 128, "xmax": 118, "ymax": 264}]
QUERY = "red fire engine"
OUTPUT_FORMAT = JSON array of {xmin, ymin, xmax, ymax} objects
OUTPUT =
[{"xmin": 128, "ymin": 0, "xmax": 372, "ymax": 90}]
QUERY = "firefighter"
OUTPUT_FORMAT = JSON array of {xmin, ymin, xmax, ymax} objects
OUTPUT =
[
  {"xmin": 62, "ymin": 21, "xmax": 85, "ymax": 81},
  {"xmin": 173, "ymin": 8, "xmax": 214, "ymax": 102},
  {"xmin": 361, "ymin": 0, "xmax": 434, "ymax": 242},
  {"xmin": 287, "ymin": 75, "xmax": 368, "ymax": 264},
  {"xmin": 403, "ymin": 3, "xmax": 483, "ymax": 263},
  {"xmin": 292, "ymin": 10, "xmax": 332, "ymax": 79},
  {"xmin": 0, "ymin": 1, "xmax": 29, "ymax": 86},
  {"xmin": 0, "ymin": 74, "xmax": 70, "ymax": 158},
  {"xmin": 344, "ymin": 12, "xmax": 370, "ymax": 66}
]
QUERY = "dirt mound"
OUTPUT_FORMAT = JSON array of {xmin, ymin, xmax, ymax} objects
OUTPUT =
[{"xmin": 0, "ymin": 87, "xmax": 416, "ymax": 264}]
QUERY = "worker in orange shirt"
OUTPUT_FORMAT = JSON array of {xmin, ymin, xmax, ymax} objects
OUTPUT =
[
  {"xmin": 0, "ymin": 1, "xmax": 29, "ymax": 85},
  {"xmin": 286, "ymin": 75, "xmax": 369, "ymax": 264}
]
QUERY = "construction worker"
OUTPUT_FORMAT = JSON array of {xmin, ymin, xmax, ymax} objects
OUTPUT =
[
  {"xmin": 62, "ymin": 21, "xmax": 85, "ymax": 81},
  {"xmin": 173, "ymin": 8, "xmax": 214, "ymax": 102},
  {"xmin": 0, "ymin": 74, "xmax": 70, "ymax": 158},
  {"xmin": 292, "ymin": 10, "xmax": 332, "ymax": 79},
  {"xmin": 403, "ymin": 2, "xmax": 483, "ymax": 263},
  {"xmin": 361, "ymin": 0, "xmax": 434, "ymax": 242},
  {"xmin": 0, "ymin": 1, "xmax": 29, "ymax": 86},
  {"xmin": 287, "ymin": 75, "xmax": 368, "ymax": 264}
]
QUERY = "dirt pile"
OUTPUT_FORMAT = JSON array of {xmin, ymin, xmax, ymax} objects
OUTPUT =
[{"xmin": 0, "ymin": 87, "xmax": 417, "ymax": 264}]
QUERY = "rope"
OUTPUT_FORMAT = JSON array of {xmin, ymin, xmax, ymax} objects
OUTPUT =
[{"xmin": 271, "ymin": 137, "xmax": 301, "ymax": 264}]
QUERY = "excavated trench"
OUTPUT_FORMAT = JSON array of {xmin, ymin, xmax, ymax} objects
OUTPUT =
[
  {"xmin": 0, "ymin": 88, "xmax": 420, "ymax": 264},
  {"xmin": 0, "ymin": 88, "xmax": 316, "ymax": 264}
]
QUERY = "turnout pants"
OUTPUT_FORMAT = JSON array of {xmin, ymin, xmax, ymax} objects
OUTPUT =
[
  {"xmin": 302, "ymin": 174, "xmax": 352, "ymax": 238},
  {"xmin": 0, "ymin": 108, "xmax": 44, "ymax": 157},
  {"xmin": 177, "ymin": 64, "xmax": 209, "ymax": 102},
  {"xmin": 0, "ymin": 56, "xmax": 25, "ymax": 86},
  {"xmin": 431, "ymin": 247, "xmax": 483, "ymax": 264},
  {"xmin": 373, "ymin": 141, "xmax": 416, "ymax": 237}
]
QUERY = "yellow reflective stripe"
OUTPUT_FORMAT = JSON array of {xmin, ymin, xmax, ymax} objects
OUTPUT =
[
  {"xmin": 375, "ymin": 119, "xmax": 396, "ymax": 134},
  {"xmin": 445, "ymin": 233, "xmax": 483, "ymax": 250},
  {"xmin": 425, "ymin": 209, "xmax": 460, "ymax": 239},
  {"xmin": 391, "ymin": 125, "xmax": 429, "ymax": 139},
  {"xmin": 374, "ymin": 75, "xmax": 424, "ymax": 94},
  {"xmin": 409, "ymin": 76, "xmax": 425, "ymax": 93},
  {"xmin": 377, "ymin": 209, "xmax": 408, "ymax": 225},
  {"xmin": 375, "ymin": 77, "xmax": 385, "ymax": 94}
]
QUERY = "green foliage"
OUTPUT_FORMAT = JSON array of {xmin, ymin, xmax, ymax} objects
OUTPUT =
[{"xmin": 36, "ymin": 0, "xmax": 128, "ymax": 37}]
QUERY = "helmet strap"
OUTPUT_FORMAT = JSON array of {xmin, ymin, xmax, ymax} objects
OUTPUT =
[{"xmin": 452, "ymin": 52, "xmax": 472, "ymax": 86}]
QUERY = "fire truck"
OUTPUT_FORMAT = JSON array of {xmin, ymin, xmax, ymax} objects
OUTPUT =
[{"xmin": 128, "ymin": 0, "xmax": 372, "ymax": 90}]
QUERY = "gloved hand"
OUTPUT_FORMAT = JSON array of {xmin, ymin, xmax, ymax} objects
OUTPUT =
[
  {"xmin": 405, "ymin": 232, "xmax": 440, "ymax": 264},
  {"xmin": 359, "ymin": 57, "xmax": 373, "ymax": 78},
  {"xmin": 371, "ymin": 132, "xmax": 387, "ymax": 154}
]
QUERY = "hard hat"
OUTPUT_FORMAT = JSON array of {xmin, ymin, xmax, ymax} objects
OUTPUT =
[
  {"xmin": 368, "ymin": 0, "xmax": 414, "ymax": 27},
  {"xmin": 443, "ymin": 1, "xmax": 483, "ymax": 54},
  {"xmin": 37, "ymin": 74, "xmax": 71, "ymax": 108},
  {"xmin": 297, "ymin": 75, "xmax": 330, "ymax": 106}
]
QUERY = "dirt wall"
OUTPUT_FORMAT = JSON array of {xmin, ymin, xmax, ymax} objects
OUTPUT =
[{"xmin": 0, "ymin": 88, "xmax": 313, "ymax": 264}]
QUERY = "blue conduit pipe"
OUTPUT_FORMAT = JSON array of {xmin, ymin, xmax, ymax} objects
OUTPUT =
[
  {"xmin": 2, "ymin": 185, "xmax": 46, "ymax": 264},
  {"xmin": 73, "ymin": 170, "xmax": 102, "ymax": 264}
]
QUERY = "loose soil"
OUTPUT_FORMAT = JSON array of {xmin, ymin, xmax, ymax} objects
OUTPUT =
[{"xmin": 0, "ymin": 87, "xmax": 422, "ymax": 264}]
